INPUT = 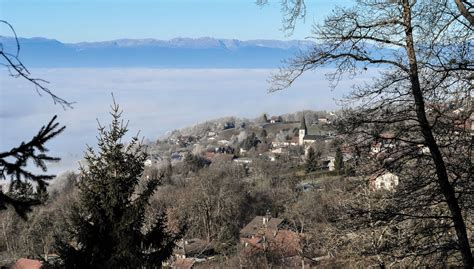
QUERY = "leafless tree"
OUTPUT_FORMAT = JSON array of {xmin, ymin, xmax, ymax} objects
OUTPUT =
[
  {"xmin": 256, "ymin": 0, "xmax": 306, "ymax": 35},
  {"xmin": 264, "ymin": 0, "xmax": 473, "ymax": 267}
]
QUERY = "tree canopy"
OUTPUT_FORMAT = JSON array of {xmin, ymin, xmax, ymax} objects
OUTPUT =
[{"xmin": 56, "ymin": 100, "xmax": 179, "ymax": 268}]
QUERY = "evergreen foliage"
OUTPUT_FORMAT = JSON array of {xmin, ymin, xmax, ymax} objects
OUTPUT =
[
  {"xmin": 239, "ymin": 132, "xmax": 261, "ymax": 151},
  {"xmin": 0, "ymin": 116, "xmax": 64, "ymax": 217},
  {"xmin": 305, "ymin": 147, "xmax": 317, "ymax": 173},
  {"xmin": 56, "ymin": 100, "xmax": 179, "ymax": 268},
  {"xmin": 7, "ymin": 181, "xmax": 35, "ymax": 202},
  {"xmin": 184, "ymin": 152, "xmax": 209, "ymax": 173},
  {"xmin": 334, "ymin": 147, "xmax": 343, "ymax": 172}
]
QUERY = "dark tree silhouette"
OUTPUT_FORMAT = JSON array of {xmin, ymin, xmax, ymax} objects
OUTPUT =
[
  {"xmin": 240, "ymin": 132, "xmax": 261, "ymax": 151},
  {"xmin": 334, "ymin": 147, "xmax": 343, "ymax": 172},
  {"xmin": 0, "ymin": 116, "xmax": 65, "ymax": 217},
  {"xmin": 305, "ymin": 146, "xmax": 317, "ymax": 173},
  {"xmin": 56, "ymin": 99, "xmax": 179, "ymax": 268},
  {"xmin": 0, "ymin": 21, "xmax": 68, "ymax": 217}
]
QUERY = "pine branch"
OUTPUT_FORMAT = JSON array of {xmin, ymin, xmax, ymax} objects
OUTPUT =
[{"xmin": 0, "ymin": 115, "xmax": 65, "ymax": 215}]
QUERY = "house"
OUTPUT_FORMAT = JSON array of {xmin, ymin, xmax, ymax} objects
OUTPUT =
[
  {"xmin": 370, "ymin": 132, "xmax": 396, "ymax": 154},
  {"xmin": 298, "ymin": 115, "xmax": 325, "ymax": 145},
  {"xmin": 176, "ymin": 136, "xmax": 197, "ymax": 147},
  {"xmin": 223, "ymin": 122, "xmax": 235, "ymax": 130},
  {"xmin": 233, "ymin": 157, "xmax": 252, "ymax": 164},
  {"xmin": 269, "ymin": 116, "xmax": 282, "ymax": 123},
  {"xmin": 144, "ymin": 154, "xmax": 163, "ymax": 167},
  {"xmin": 239, "ymin": 214, "xmax": 313, "ymax": 267},
  {"xmin": 240, "ymin": 214, "xmax": 283, "ymax": 240},
  {"xmin": 271, "ymin": 141, "xmax": 289, "ymax": 148},
  {"xmin": 171, "ymin": 238, "xmax": 215, "ymax": 269},
  {"xmin": 302, "ymin": 134, "xmax": 324, "ymax": 144},
  {"xmin": 144, "ymin": 159, "xmax": 153, "ymax": 167},
  {"xmin": 318, "ymin": 152, "xmax": 351, "ymax": 171},
  {"xmin": 174, "ymin": 238, "xmax": 215, "ymax": 260},
  {"xmin": 318, "ymin": 118, "xmax": 330, "ymax": 124},
  {"xmin": 217, "ymin": 139, "xmax": 230, "ymax": 145},
  {"xmin": 417, "ymin": 144, "xmax": 430, "ymax": 155},
  {"xmin": 271, "ymin": 147, "xmax": 284, "ymax": 154},
  {"xmin": 261, "ymin": 153, "xmax": 276, "ymax": 162},
  {"xmin": 370, "ymin": 171, "xmax": 399, "ymax": 191},
  {"xmin": 289, "ymin": 136, "xmax": 299, "ymax": 146}
]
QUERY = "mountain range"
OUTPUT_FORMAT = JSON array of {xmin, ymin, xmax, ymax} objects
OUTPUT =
[{"xmin": 0, "ymin": 36, "xmax": 316, "ymax": 68}]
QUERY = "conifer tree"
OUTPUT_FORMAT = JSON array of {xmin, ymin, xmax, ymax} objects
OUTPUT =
[
  {"xmin": 240, "ymin": 132, "xmax": 260, "ymax": 151},
  {"xmin": 57, "ymin": 100, "xmax": 178, "ymax": 268},
  {"xmin": 334, "ymin": 147, "xmax": 343, "ymax": 172},
  {"xmin": 305, "ymin": 147, "xmax": 317, "ymax": 173}
]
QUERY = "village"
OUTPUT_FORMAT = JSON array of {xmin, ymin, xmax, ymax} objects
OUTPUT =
[
  {"xmin": 141, "ymin": 110, "xmax": 404, "ymax": 268},
  {"xmin": 141, "ymin": 106, "xmax": 473, "ymax": 268}
]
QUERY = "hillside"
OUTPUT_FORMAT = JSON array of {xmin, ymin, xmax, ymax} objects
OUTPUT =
[{"xmin": 147, "ymin": 109, "xmax": 337, "ymax": 165}]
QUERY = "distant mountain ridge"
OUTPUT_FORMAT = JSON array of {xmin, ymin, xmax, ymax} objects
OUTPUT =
[
  {"xmin": 0, "ymin": 36, "xmax": 315, "ymax": 68},
  {"xmin": 71, "ymin": 37, "xmax": 315, "ymax": 50}
]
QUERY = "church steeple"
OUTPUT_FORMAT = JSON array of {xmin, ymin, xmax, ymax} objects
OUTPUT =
[
  {"xmin": 298, "ymin": 114, "xmax": 307, "ymax": 146},
  {"xmin": 300, "ymin": 114, "xmax": 307, "ymax": 132}
]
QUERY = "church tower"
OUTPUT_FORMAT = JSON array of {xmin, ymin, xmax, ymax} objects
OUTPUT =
[{"xmin": 299, "ymin": 114, "xmax": 307, "ymax": 145}]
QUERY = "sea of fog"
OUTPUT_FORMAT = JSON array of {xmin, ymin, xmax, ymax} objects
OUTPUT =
[{"xmin": 0, "ymin": 68, "xmax": 376, "ymax": 174}]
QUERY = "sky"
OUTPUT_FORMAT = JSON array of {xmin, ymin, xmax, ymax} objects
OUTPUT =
[
  {"xmin": 0, "ymin": 0, "xmax": 366, "ymax": 174},
  {"xmin": 0, "ymin": 0, "xmax": 351, "ymax": 42}
]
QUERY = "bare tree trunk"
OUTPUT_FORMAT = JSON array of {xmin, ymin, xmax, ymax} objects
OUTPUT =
[
  {"xmin": 401, "ymin": 1, "xmax": 473, "ymax": 267},
  {"xmin": 2, "ymin": 217, "xmax": 10, "ymax": 253},
  {"xmin": 454, "ymin": 0, "xmax": 474, "ymax": 26}
]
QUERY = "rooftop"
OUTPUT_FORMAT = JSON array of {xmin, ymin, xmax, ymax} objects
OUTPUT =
[
  {"xmin": 240, "ymin": 216, "xmax": 283, "ymax": 237},
  {"xmin": 175, "ymin": 238, "xmax": 214, "ymax": 257}
]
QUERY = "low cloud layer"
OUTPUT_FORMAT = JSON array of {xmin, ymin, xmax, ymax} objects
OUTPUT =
[{"xmin": 0, "ymin": 68, "xmax": 375, "ymax": 173}]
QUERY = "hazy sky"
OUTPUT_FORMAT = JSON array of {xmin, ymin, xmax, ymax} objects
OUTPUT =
[
  {"xmin": 0, "ymin": 0, "xmax": 351, "ymax": 42},
  {"xmin": 0, "ymin": 0, "xmax": 365, "ymax": 174}
]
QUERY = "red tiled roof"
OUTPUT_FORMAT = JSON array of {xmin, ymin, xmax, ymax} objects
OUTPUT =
[
  {"xmin": 271, "ymin": 230, "xmax": 301, "ymax": 257},
  {"xmin": 240, "ymin": 230, "xmax": 303, "ymax": 258},
  {"xmin": 10, "ymin": 258, "xmax": 42, "ymax": 269},
  {"xmin": 240, "ymin": 216, "xmax": 283, "ymax": 237},
  {"xmin": 175, "ymin": 238, "xmax": 213, "ymax": 257},
  {"xmin": 240, "ymin": 236, "xmax": 263, "ymax": 248}
]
